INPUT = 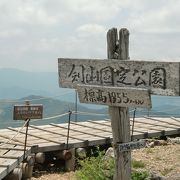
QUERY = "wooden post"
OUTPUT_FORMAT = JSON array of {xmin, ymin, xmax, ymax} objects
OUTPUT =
[
  {"xmin": 65, "ymin": 148, "xmax": 75, "ymax": 172},
  {"xmin": 107, "ymin": 28, "xmax": 131, "ymax": 180},
  {"xmin": 35, "ymin": 152, "xmax": 46, "ymax": 164},
  {"xmin": 4, "ymin": 168, "xmax": 22, "ymax": 180}
]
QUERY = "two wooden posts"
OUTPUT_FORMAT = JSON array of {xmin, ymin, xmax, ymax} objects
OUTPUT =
[{"xmin": 58, "ymin": 28, "xmax": 180, "ymax": 180}]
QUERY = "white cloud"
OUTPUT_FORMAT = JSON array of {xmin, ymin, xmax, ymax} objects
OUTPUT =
[
  {"xmin": 16, "ymin": 6, "xmax": 57, "ymax": 25},
  {"xmin": 0, "ymin": 29, "xmax": 25, "ymax": 38},
  {"xmin": 126, "ymin": 1, "xmax": 180, "ymax": 33},
  {"xmin": 76, "ymin": 24, "xmax": 106, "ymax": 37},
  {"xmin": 0, "ymin": 0, "xmax": 180, "ymax": 72}
]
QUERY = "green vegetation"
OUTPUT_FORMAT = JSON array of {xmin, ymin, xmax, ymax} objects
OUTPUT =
[
  {"xmin": 75, "ymin": 149, "xmax": 150, "ymax": 180},
  {"xmin": 132, "ymin": 160, "xmax": 146, "ymax": 169},
  {"xmin": 131, "ymin": 170, "xmax": 149, "ymax": 180},
  {"xmin": 76, "ymin": 150, "xmax": 114, "ymax": 180}
]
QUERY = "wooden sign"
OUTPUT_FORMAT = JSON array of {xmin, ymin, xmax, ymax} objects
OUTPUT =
[
  {"xmin": 58, "ymin": 58, "xmax": 180, "ymax": 96},
  {"xmin": 77, "ymin": 85, "xmax": 151, "ymax": 108},
  {"xmin": 118, "ymin": 140, "xmax": 146, "ymax": 152},
  {"xmin": 58, "ymin": 28, "xmax": 178, "ymax": 180},
  {"xmin": 13, "ymin": 105, "xmax": 43, "ymax": 120}
]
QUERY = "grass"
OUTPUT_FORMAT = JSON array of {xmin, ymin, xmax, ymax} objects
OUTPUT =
[
  {"xmin": 75, "ymin": 150, "xmax": 114, "ymax": 180},
  {"xmin": 131, "ymin": 170, "xmax": 149, "ymax": 180},
  {"xmin": 132, "ymin": 160, "xmax": 146, "ymax": 169},
  {"xmin": 75, "ymin": 148, "xmax": 150, "ymax": 180}
]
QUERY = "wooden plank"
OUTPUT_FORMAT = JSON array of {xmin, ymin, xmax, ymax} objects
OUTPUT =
[
  {"xmin": 58, "ymin": 58, "xmax": 180, "ymax": 96},
  {"xmin": 70, "ymin": 122, "xmax": 112, "ymax": 133},
  {"xmin": 0, "ymin": 142, "xmax": 28, "ymax": 147},
  {"xmin": 0, "ymin": 147, "xmax": 24, "ymax": 151},
  {"xmin": 87, "ymin": 120, "xmax": 111, "ymax": 127},
  {"xmin": 170, "ymin": 117, "xmax": 180, "ymax": 123},
  {"xmin": 131, "ymin": 119, "xmax": 179, "ymax": 129},
  {"xmin": 0, "ymin": 146, "xmax": 31, "ymax": 179},
  {"xmin": 50, "ymin": 123, "xmax": 109, "ymax": 139},
  {"xmin": 29, "ymin": 125, "xmax": 85, "ymax": 142},
  {"xmin": 36, "ymin": 127, "xmax": 180, "ymax": 152},
  {"xmin": 0, "ymin": 144, "xmax": 15, "ymax": 157},
  {"xmin": 144, "ymin": 116, "xmax": 180, "ymax": 126},
  {"xmin": 0, "ymin": 133, "xmax": 26, "ymax": 145},
  {"xmin": 37, "ymin": 137, "xmax": 111, "ymax": 152},
  {"xmin": 77, "ymin": 84, "xmax": 151, "ymax": 108},
  {"xmin": 0, "ymin": 118, "xmax": 178, "ymax": 156},
  {"xmin": 7, "ymin": 127, "xmax": 61, "ymax": 144}
]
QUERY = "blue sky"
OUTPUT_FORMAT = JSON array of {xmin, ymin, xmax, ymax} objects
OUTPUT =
[{"xmin": 0, "ymin": 0, "xmax": 180, "ymax": 72}]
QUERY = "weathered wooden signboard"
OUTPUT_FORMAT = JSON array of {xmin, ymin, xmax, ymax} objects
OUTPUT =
[
  {"xmin": 118, "ymin": 140, "xmax": 146, "ymax": 152},
  {"xmin": 58, "ymin": 58, "xmax": 180, "ymax": 96},
  {"xmin": 77, "ymin": 84, "xmax": 151, "ymax": 108},
  {"xmin": 13, "ymin": 105, "xmax": 43, "ymax": 120},
  {"xmin": 58, "ymin": 27, "xmax": 180, "ymax": 180}
]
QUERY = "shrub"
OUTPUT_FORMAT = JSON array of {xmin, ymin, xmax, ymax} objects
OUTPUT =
[
  {"xmin": 75, "ymin": 150, "xmax": 114, "ymax": 180},
  {"xmin": 76, "ymin": 149, "xmax": 150, "ymax": 180},
  {"xmin": 131, "ymin": 170, "xmax": 149, "ymax": 180},
  {"xmin": 132, "ymin": 160, "xmax": 146, "ymax": 169}
]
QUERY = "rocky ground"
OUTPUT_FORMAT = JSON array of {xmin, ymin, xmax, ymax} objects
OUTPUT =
[
  {"xmin": 132, "ymin": 140, "xmax": 180, "ymax": 179},
  {"xmin": 31, "ymin": 138, "xmax": 180, "ymax": 180}
]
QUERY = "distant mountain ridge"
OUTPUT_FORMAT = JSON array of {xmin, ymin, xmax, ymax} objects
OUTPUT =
[
  {"xmin": 0, "ymin": 68, "xmax": 180, "ymax": 128},
  {"xmin": 0, "ymin": 95, "xmax": 108, "ymax": 129},
  {"xmin": 0, "ymin": 68, "xmax": 74, "ymax": 101}
]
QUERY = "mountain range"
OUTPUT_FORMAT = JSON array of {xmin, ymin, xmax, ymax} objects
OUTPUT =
[{"xmin": 0, "ymin": 68, "xmax": 180, "ymax": 129}]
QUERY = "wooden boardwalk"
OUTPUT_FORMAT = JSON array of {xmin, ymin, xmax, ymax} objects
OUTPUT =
[
  {"xmin": 0, "ymin": 117, "xmax": 179, "ymax": 153},
  {"xmin": 0, "ymin": 116, "xmax": 179, "ymax": 179},
  {"xmin": 0, "ymin": 143, "xmax": 32, "ymax": 179}
]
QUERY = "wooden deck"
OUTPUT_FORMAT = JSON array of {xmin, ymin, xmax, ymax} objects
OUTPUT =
[
  {"xmin": 0, "ymin": 117, "xmax": 179, "ymax": 152},
  {"xmin": 0, "ymin": 143, "xmax": 32, "ymax": 179},
  {"xmin": 0, "ymin": 116, "xmax": 179, "ymax": 179}
]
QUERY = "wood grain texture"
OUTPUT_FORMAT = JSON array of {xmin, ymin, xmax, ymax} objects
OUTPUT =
[
  {"xmin": 0, "ymin": 145, "xmax": 31, "ymax": 179},
  {"xmin": 58, "ymin": 58, "xmax": 180, "ymax": 96},
  {"xmin": 107, "ymin": 28, "xmax": 131, "ymax": 180},
  {"xmin": 77, "ymin": 84, "xmax": 151, "ymax": 108},
  {"xmin": 0, "ymin": 118, "xmax": 179, "ymax": 152}
]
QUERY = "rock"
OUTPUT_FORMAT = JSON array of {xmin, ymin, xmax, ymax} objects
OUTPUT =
[
  {"xmin": 167, "ymin": 137, "xmax": 180, "ymax": 144},
  {"xmin": 76, "ymin": 148, "xmax": 86, "ymax": 159},
  {"xmin": 159, "ymin": 140, "xmax": 168, "ymax": 146},
  {"xmin": 149, "ymin": 142, "xmax": 155, "ymax": 148},
  {"xmin": 154, "ymin": 140, "xmax": 161, "ymax": 146},
  {"xmin": 104, "ymin": 147, "xmax": 114, "ymax": 159},
  {"xmin": 154, "ymin": 140, "xmax": 168, "ymax": 146},
  {"xmin": 150, "ymin": 173, "xmax": 164, "ymax": 180}
]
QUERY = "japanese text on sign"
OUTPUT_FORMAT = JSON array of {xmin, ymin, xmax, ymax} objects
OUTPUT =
[
  {"xmin": 58, "ymin": 58, "xmax": 180, "ymax": 96},
  {"xmin": 118, "ymin": 140, "xmax": 146, "ymax": 152},
  {"xmin": 13, "ymin": 105, "xmax": 43, "ymax": 120},
  {"xmin": 77, "ymin": 85, "xmax": 151, "ymax": 108},
  {"xmin": 68, "ymin": 65, "xmax": 165, "ymax": 89}
]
